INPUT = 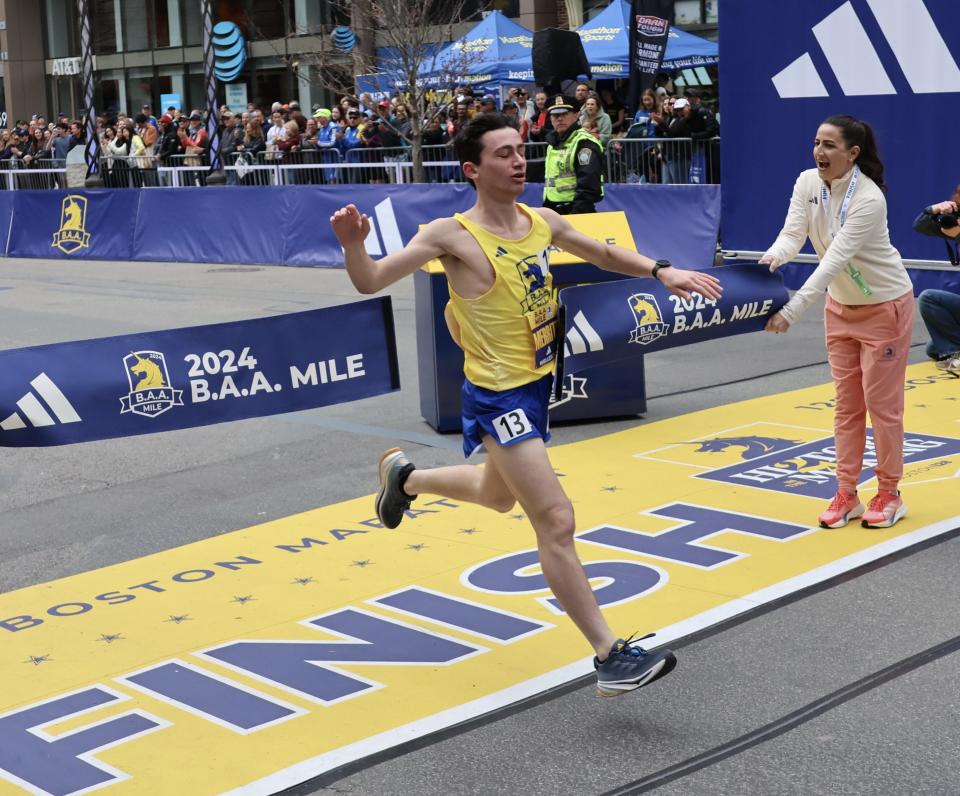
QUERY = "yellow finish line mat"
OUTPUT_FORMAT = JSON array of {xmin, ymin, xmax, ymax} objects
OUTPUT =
[{"xmin": 2, "ymin": 364, "xmax": 959, "ymax": 795}]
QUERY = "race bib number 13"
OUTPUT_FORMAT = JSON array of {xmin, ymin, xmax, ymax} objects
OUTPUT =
[{"xmin": 493, "ymin": 408, "xmax": 532, "ymax": 444}]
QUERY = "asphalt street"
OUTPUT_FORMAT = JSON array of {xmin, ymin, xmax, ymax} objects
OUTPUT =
[{"xmin": 0, "ymin": 257, "xmax": 957, "ymax": 796}]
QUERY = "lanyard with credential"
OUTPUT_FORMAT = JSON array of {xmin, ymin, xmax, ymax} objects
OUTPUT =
[{"xmin": 820, "ymin": 164, "xmax": 872, "ymax": 297}]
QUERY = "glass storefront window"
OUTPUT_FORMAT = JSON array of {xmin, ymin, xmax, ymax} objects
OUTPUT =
[
  {"xmin": 249, "ymin": 0, "xmax": 293, "ymax": 40},
  {"xmin": 125, "ymin": 66, "xmax": 155, "ymax": 115},
  {"xmin": 44, "ymin": 0, "xmax": 77, "ymax": 58},
  {"xmin": 154, "ymin": 0, "xmax": 183, "ymax": 48},
  {"xmin": 158, "ymin": 65, "xmax": 188, "ymax": 112},
  {"xmin": 47, "ymin": 77, "xmax": 79, "ymax": 120},
  {"xmin": 92, "ymin": 0, "xmax": 120, "ymax": 54},
  {"xmin": 124, "ymin": 0, "xmax": 150, "ymax": 52},
  {"xmin": 184, "ymin": 0, "xmax": 203, "ymax": 47},
  {"xmin": 97, "ymin": 68, "xmax": 125, "ymax": 116}
]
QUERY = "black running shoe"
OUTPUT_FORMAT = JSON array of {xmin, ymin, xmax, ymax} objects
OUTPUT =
[
  {"xmin": 375, "ymin": 448, "xmax": 416, "ymax": 529},
  {"xmin": 594, "ymin": 633, "xmax": 677, "ymax": 697}
]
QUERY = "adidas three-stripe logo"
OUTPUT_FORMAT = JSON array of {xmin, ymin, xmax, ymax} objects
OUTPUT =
[
  {"xmin": 563, "ymin": 310, "xmax": 604, "ymax": 358},
  {"xmin": 1, "ymin": 373, "xmax": 82, "ymax": 431},
  {"xmin": 773, "ymin": 0, "xmax": 960, "ymax": 98},
  {"xmin": 362, "ymin": 198, "xmax": 404, "ymax": 257}
]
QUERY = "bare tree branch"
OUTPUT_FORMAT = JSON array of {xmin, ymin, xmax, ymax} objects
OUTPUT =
[{"xmin": 261, "ymin": 0, "xmax": 483, "ymax": 181}]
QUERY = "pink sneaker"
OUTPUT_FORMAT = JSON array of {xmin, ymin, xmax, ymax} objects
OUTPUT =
[
  {"xmin": 818, "ymin": 491, "xmax": 864, "ymax": 528},
  {"xmin": 861, "ymin": 491, "xmax": 907, "ymax": 529}
]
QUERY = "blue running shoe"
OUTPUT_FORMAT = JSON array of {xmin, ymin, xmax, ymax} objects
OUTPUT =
[
  {"xmin": 375, "ymin": 448, "xmax": 416, "ymax": 529},
  {"xmin": 594, "ymin": 633, "xmax": 677, "ymax": 697}
]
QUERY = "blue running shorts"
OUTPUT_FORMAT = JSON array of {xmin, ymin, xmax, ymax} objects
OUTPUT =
[{"xmin": 461, "ymin": 374, "xmax": 553, "ymax": 458}]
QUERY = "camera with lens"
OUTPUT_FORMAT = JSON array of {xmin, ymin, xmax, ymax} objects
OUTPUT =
[{"xmin": 924, "ymin": 206, "xmax": 960, "ymax": 230}]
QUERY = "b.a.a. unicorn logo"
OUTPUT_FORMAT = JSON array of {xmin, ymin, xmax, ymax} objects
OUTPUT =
[
  {"xmin": 687, "ymin": 436, "xmax": 801, "ymax": 460},
  {"xmin": 120, "ymin": 351, "xmax": 184, "ymax": 418},
  {"xmin": 628, "ymin": 292, "xmax": 669, "ymax": 346},
  {"xmin": 51, "ymin": 195, "xmax": 91, "ymax": 254}
]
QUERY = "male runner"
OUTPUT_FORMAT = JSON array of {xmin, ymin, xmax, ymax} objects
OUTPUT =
[{"xmin": 330, "ymin": 113, "xmax": 722, "ymax": 696}]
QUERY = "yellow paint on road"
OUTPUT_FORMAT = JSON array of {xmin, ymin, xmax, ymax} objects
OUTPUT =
[{"xmin": 1, "ymin": 364, "xmax": 958, "ymax": 795}]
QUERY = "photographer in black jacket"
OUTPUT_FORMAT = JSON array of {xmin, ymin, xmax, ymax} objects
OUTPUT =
[{"xmin": 914, "ymin": 188, "xmax": 960, "ymax": 375}]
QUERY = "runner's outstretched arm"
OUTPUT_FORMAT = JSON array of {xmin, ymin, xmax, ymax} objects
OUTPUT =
[
  {"xmin": 330, "ymin": 204, "xmax": 446, "ymax": 294},
  {"xmin": 535, "ymin": 206, "xmax": 723, "ymax": 302}
]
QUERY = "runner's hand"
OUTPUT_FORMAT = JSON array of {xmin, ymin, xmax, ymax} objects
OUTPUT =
[
  {"xmin": 658, "ymin": 267, "xmax": 723, "ymax": 302},
  {"xmin": 330, "ymin": 204, "xmax": 370, "ymax": 248},
  {"xmin": 765, "ymin": 312, "xmax": 790, "ymax": 334},
  {"xmin": 759, "ymin": 254, "xmax": 781, "ymax": 272}
]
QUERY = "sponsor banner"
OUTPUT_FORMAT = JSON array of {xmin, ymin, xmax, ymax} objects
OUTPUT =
[
  {"xmin": 133, "ymin": 188, "xmax": 291, "ymax": 267},
  {"xmin": 0, "ymin": 365, "xmax": 956, "ymax": 795},
  {"xmin": 8, "ymin": 191, "xmax": 136, "ymax": 260},
  {"xmin": 0, "ymin": 193, "xmax": 13, "ymax": 244},
  {"xmin": 0, "ymin": 185, "xmax": 721, "ymax": 272},
  {"xmin": 0, "ymin": 299, "xmax": 398, "ymax": 447},
  {"xmin": 720, "ymin": 0, "xmax": 960, "ymax": 263},
  {"xmin": 559, "ymin": 263, "xmax": 788, "ymax": 376},
  {"xmin": 628, "ymin": 0, "xmax": 673, "ymax": 106}
]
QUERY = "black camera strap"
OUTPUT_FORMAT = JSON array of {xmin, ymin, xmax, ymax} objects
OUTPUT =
[{"xmin": 945, "ymin": 238, "xmax": 960, "ymax": 267}]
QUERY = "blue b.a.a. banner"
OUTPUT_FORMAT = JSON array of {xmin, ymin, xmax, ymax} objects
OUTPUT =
[
  {"xmin": 8, "ymin": 190, "xmax": 138, "ymax": 261},
  {"xmin": 558, "ymin": 263, "xmax": 788, "ymax": 376},
  {"xmin": 720, "ymin": 0, "xmax": 960, "ymax": 264},
  {"xmin": 0, "ymin": 298, "xmax": 399, "ymax": 447}
]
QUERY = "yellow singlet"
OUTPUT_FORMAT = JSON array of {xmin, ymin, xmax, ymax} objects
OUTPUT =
[{"xmin": 447, "ymin": 203, "xmax": 558, "ymax": 392}]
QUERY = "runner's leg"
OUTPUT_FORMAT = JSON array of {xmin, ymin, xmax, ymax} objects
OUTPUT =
[
  {"xmin": 405, "ymin": 461, "xmax": 515, "ymax": 514},
  {"xmin": 480, "ymin": 436, "xmax": 617, "ymax": 659}
]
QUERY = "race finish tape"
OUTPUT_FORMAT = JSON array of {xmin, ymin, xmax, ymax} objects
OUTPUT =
[
  {"xmin": 1, "ymin": 365, "xmax": 958, "ymax": 795},
  {"xmin": 0, "ymin": 298, "xmax": 399, "ymax": 447},
  {"xmin": 558, "ymin": 263, "xmax": 788, "ymax": 377}
]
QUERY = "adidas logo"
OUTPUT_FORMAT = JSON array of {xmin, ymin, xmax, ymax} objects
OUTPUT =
[
  {"xmin": 495, "ymin": 246, "xmax": 508, "ymax": 257},
  {"xmin": 1, "ymin": 373, "xmax": 82, "ymax": 431},
  {"xmin": 809, "ymin": 197, "xmax": 818, "ymax": 205},
  {"xmin": 549, "ymin": 374, "xmax": 588, "ymax": 409},
  {"xmin": 772, "ymin": 0, "xmax": 960, "ymax": 98},
  {"xmin": 563, "ymin": 310, "xmax": 604, "ymax": 357},
  {"xmin": 362, "ymin": 197, "xmax": 404, "ymax": 257}
]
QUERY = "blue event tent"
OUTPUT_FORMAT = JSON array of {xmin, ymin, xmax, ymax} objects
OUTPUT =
[
  {"xmin": 416, "ymin": 10, "xmax": 535, "ymax": 91},
  {"xmin": 578, "ymin": 0, "xmax": 718, "ymax": 78}
]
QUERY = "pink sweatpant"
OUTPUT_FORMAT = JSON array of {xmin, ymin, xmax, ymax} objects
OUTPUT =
[{"xmin": 824, "ymin": 290, "xmax": 915, "ymax": 495}]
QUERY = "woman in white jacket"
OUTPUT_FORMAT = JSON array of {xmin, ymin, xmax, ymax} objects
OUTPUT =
[{"xmin": 762, "ymin": 115, "xmax": 914, "ymax": 530}]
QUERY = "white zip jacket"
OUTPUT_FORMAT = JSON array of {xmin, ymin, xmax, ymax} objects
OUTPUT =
[{"xmin": 763, "ymin": 167, "xmax": 913, "ymax": 325}]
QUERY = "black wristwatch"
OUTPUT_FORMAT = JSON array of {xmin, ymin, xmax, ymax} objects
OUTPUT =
[{"xmin": 652, "ymin": 259, "xmax": 672, "ymax": 281}]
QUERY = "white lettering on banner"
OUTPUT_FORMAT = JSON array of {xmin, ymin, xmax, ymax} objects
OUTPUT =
[
  {"xmin": 290, "ymin": 354, "xmax": 366, "ymax": 389},
  {"xmin": 772, "ymin": 0, "xmax": 960, "ymax": 98}
]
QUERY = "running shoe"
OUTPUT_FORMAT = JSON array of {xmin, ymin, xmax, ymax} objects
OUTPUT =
[
  {"xmin": 861, "ymin": 490, "xmax": 907, "ymax": 529},
  {"xmin": 375, "ymin": 448, "xmax": 416, "ymax": 529},
  {"xmin": 818, "ymin": 491, "xmax": 864, "ymax": 528},
  {"xmin": 935, "ymin": 353, "xmax": 960, "ymax": 376},
  {"xmin": 594, "ymin": 634, "xmax": 677, "ymax": 697}
]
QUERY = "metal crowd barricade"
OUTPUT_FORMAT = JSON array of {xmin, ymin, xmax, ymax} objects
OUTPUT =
[
  {"xmin": 157, "ymin": 152, "xmax": 210, "ymax": 187},
  {"xmin": 275, "ymin": 147, "xmax": 345, "ymax": 186},
  {"xmin": 99, "ymin": 154, "xmax": 161, "ymax": 188},
  {"xmin": 0, "ymin": 157, "xmax": 68, "ymax": 190},
  {"xmin": 343, "ymin": 146, "xmax": 408, "ymax": 184},
  {"xmin": 605, "ymin": 136, "xmax": 720, "ymax": 185},
  {"xmin": 420, "ymin": 143, "xmax": 460, "ymax": 183}
]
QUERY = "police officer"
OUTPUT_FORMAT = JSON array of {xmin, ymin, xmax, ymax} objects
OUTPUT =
[{"xmin": 542, "ymin": 95, "xmax": 603, "ymax": 215}]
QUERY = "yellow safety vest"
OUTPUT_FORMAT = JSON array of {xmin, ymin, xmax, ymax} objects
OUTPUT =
[{"xmin": 543, "ymin": 128, "xmax": 604, "ymax": 204}]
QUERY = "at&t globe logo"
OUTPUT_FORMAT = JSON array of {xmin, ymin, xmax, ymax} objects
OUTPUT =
[
  {"xmin": 212, "ymin": 21, "xmax": 246, "ymax": 82},
  {"xmin": 332, "ymin": 25, "xmax": 357, "ymax": 53}
]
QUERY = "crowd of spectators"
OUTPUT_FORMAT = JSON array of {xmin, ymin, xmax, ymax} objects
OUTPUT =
[{"xmin": 0, "ymin": 79, "xmax": 719, "ymax": 187}]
